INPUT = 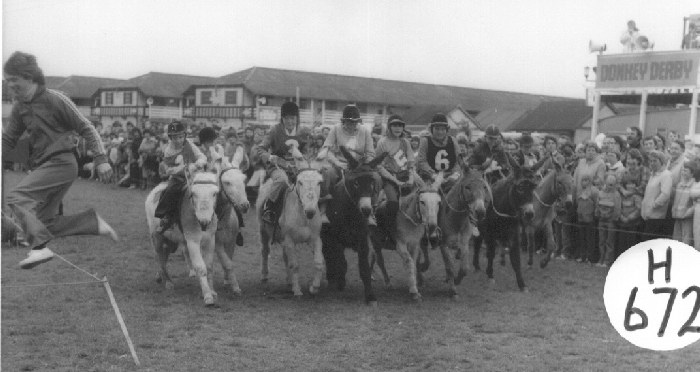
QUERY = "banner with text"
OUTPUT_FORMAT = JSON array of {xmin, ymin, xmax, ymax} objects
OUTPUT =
[{"xmin": 596, "ymin": 51, "xmax": 700, "ymax": 89}]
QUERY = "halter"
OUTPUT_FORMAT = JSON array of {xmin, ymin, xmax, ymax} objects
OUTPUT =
[
  {"xmin": 484, "ymin": 175, "xmax": 523, "ymax": 219},
  {"xmin": 399, "ymin": 189, "xmax": 439, "ymax": 226},
  {"xmin": 441, "ymin": 175, "xmax": 488, "ymax": 214},
  {"xmin": 293, "ymin": 168, "xmax": 323, "ymax": 209},
  {"xmin": 533, "ymin": 170, "xmax": 568, "ymax": 208}
]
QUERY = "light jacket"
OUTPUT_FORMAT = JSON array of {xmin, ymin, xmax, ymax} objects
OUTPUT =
[{"xmin": 641, "ymin": 169, "xmax": 673, "ymax": 220}]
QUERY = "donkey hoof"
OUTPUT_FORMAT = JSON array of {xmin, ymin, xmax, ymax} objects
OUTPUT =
[
  {"xmin": 411, "ymin": 293, "xmax": 423, "ymax": 302},
  {"xmin": 293, "ymin": 292, "xmax": 303, "ymax": 299},
  {"xmin": 488, "ymin": 279, "xmax": 496, "ymax": 287},
  {"xmin": 260, "ymin": 278, "xmax": 269, "ymax": 284},
  {"xmin": 309, "ymin": 285, "xmax": 320, "ymax": 295},
  {"xmin": 521, "ymin": 286, "xmax": 530, "ymax": 293},
  {"xmin": 164, "ymin": 281, "xmax": 175, "ymax": 291},
  {"xmin": 232, "ymin": 288, "xmax": 242, "ymax": 296},
  {"xmin": 540, "ymin": 260, "xmax": 549, "ymax": 269},
  {"xmin": 211, "ymin": 291, "xmax": 218, "ymax": 299},
  {"xmin": 450, "ymin": 293, "xmax": 459, "ymax": 301},
  {"xmin": 368, "ymin": 300, "xmax": 378, "ymax": 308},
  {"xmin": 204, "ymin": 296, "xmax": 216, "ymax": 307}
]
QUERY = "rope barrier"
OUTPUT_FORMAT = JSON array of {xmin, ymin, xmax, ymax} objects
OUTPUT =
[
  {"xmin": 1, "ymin": 252, "xmax": 140, "ymax": 366},
  {"xmin": 557, "ymin": 220, "xmax": 675, "ymax": 239}
]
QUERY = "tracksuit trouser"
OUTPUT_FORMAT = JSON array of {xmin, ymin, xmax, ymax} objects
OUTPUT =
[{"xmin": 5, "ymin": 152, "xmax": 99, "ymax": 250}]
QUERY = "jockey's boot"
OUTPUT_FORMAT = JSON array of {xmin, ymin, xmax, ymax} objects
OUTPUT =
[
  {"xmin": 261, "ymin": 200, "xmax": 276, "ymax": 224},
  {"xmin": 19, "ymin": 246, "xmax": 55, "ymax": 269},
  {"xmin": 236, "ymin": 233, "xmax": 244, "ymax": 246}
]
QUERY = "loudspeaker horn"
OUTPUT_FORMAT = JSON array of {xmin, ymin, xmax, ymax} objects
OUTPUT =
[{"xmin": 589, "ymin": 40, "xmax": 607, "ymax": 53}]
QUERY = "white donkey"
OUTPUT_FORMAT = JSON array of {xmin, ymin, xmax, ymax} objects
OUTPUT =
[
  {"xmin": 145, "ymin": 168, "xmax": 220, "ymax": 306},
  {"xmin": 207, "ymin": 145, "xmax": 250, "ymax": 295},
  {"xmin": 257, "ymin": 142, "xmax": 326, "ymax": 297}
]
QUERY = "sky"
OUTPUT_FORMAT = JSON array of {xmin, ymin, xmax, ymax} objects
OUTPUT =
[{"xmin": 2, "ymin": 0, "xmax": 698, "ymax": 99}]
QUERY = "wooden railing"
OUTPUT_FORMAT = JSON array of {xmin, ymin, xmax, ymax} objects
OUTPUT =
[
  {"xmin": 148, "ymin": 106, "xmax": 182, "ymax": 119},
  {"xmin": 185, "ymin": 106, "xmax": 256, "ymax": 119},
  {"xmin": 91, "ymin": 106, "xmax": 146, "ymax": 117}
]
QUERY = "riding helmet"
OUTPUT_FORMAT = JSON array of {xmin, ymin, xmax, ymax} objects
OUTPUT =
[
  {"xmin": 484, "ymin": 124, "xmax": 501, "ymax": 138},
  {"xmin": 281, "ymin": 101, "xmax": 299, "ymax": 118},
  {"xmin": 341, "ymin": 104, "xmax": 362, "ymax": 122},
  {"xmin": 167, "ymin": 121, "xmax": 186, "ymax": 137},
  {"xmin": 428, "ymin": 113, "xmax": 449, "ymax": 131}
]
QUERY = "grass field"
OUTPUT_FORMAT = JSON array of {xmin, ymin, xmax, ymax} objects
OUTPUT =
[{"xmin": 2, "ymin": 170, "xmax": 698, "ymax": 371}]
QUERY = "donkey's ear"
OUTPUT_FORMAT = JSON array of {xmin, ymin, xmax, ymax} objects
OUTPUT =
[
  {"xmin": 340, "ymin": 146, "xmax": 359, "ymax": 169},
  {"xmin": 367, "ymin": 152, "xmax": 388, "ymax": 168},
  {"xmin": 231, "ymin": 146, "xmax": 244, "ymax": 168}
]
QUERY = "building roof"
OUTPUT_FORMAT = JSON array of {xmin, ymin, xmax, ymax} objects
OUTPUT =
[
  {"xmin": 474, "ymin": 107, "xmax": 530, "ymax": 132},
  {"xmin": 97, "ymin": 72, "xmax": 218, "ymax": 98},
  {"xmin": 509, "ymin": 100, "xmax": 591, "ymax": 132},
  {"xmin": 215, "ymin": 66, "xmax": 573, "ymax": 112},
  {"xmin": 51, "ymin": 75, "xmax": 125, "ymax": 99}
]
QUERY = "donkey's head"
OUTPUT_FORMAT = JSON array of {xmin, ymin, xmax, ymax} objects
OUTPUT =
[
  {"xmin": 188, "ymin": 170, "xmax": 219, "ymax": 231},
  {"xmin": 340, "ymin": 146, "xmax": 387, "ymax": 218},
  {"xmin": 295, "ymin": 169, "xmax": 324, "ymax": 219},
  {"xmin": 218, "ymin": 146, "xmax": 250, "ymax": 213}
]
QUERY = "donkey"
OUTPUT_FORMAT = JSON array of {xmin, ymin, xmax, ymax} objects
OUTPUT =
[
  {"xmin": 322, "ymin": 146, "xmax": 387, "ymax": 305},
  {"xmin": 370, "ymin": 173, "xmax": 444, "ymax": 301},
  {"xmin": 523, "ymin": 157, "xmax": 574, "ymax": 269},
  {"xmin": 208, "ymin": 145, "xmax": 250, "ymax": 295},
  {"xmin": 477, "ymin": 160, "xmax": 538, "ymax": 291},
  {"xmin": 145, "ymin": 169, "xmax": 220, "ymax": 306},
  {"xmin": 258, "ymin": 142, "xmax": 327, "ymax": 297},
  {"xmin": 434, "ymin": 167, "xmax": 490, "ymax": 297}
]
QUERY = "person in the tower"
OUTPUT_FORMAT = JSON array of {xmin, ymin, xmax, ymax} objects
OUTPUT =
[
  {"xmin": 154, "ymin": 121, "xmax": 208, "ymax": 233},
  {"xmin": 257, "ymin": 101, "xmax": 310, "ymax": 224}
]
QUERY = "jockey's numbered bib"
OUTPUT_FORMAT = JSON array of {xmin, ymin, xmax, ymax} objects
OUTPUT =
[
  {"xmin": 393, "ymin": 149, "xmax": 408, "ymax": 170},
  {"xmin": 426, "ymin": 136, "xmax": 457, "ymax": 172}
]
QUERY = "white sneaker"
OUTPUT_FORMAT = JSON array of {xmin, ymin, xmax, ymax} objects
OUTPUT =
[
  {"xmin": 97, "ymin": 214, "xmax": 119, "ymax": 241},
  {"xmin": 19, "ymin": 248, "xmax": 55, "ymax": 269}
]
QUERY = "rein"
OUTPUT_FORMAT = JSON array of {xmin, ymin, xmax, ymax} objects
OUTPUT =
[
  {"xmin": 398, "ymin": 189, "xmax": 438, "ymax": 226},
  {"xmin": 484, "ymin": 176, "xmax": 519, "ymax": 219}
]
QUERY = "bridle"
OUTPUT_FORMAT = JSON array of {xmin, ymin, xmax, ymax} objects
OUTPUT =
[
  {"xmin": 485, "ymin": 175, "xmax": 533, "ymax": 219},
  {"xmin": 441, "ymin": 175, "xmax": 488, "ymax": 214},
  {"xmin": 293, "ymin": 168, "xmax": 323, "ymax": 209},
  {"xmin": 399, "ymin": 189, "xmax": 440, "ymax": 226}
]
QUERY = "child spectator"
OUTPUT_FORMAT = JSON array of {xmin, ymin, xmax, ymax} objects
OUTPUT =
[
  {"xmin": 576, "ymin": 174, "xmax": 598, "ymax": 263},
  {"xmin": 617, "ymin": 175, "xmax": 643, "ymax": 258},
  {"xmin": 595, "ymin": 173, "xmax": 621, "ymax": 267},
  {"xmin": 672, "ymin": 160, "xmax": 697, "ymax": 245},
  {"xmin": 605, "ymin": 151, "xmax": 625, "ymax": 182}
]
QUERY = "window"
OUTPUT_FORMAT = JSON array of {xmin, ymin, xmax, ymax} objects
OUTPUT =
[
  {"xmin": 123, "ymin": 92, "xmax": 132, "ymax": 105},
  {"xmin": 299, "ymin": 99, "xmax": 310, "ymax": 110},
  {"xmin": 356, "ymin": 102, "xmax": 368, "ymax": 114},
  {"xmin": 200, "ymin": 91, "xmax": 213, "ymax": 105},
  {"xmin": 105, "ymin": 92, "xmax": 113, "ymax": 105},
  {"xmin": 325, "ymin": 100, "xmax": 337, "ymax": 111},
  {"xmin": 224, "ymin": 91, "xmax": 238, "ymax": 105}
]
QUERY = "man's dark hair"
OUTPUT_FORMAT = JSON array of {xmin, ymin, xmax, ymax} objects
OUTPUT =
[{"xmin": 3, "ymin": 51, "xmax": 45, "ymax": 85}]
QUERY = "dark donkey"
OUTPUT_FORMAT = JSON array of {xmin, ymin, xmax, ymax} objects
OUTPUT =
[
  {"xmin": 524, "ymin": 156, "xmax": 574, "ymax": 269},
  {"xmin": 476, "ymin": 159, "xmax": 538, "ymax": 291},
  {"xmin": 322, "ymin": 146, "xmax": 387, "ymax": 305}
]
